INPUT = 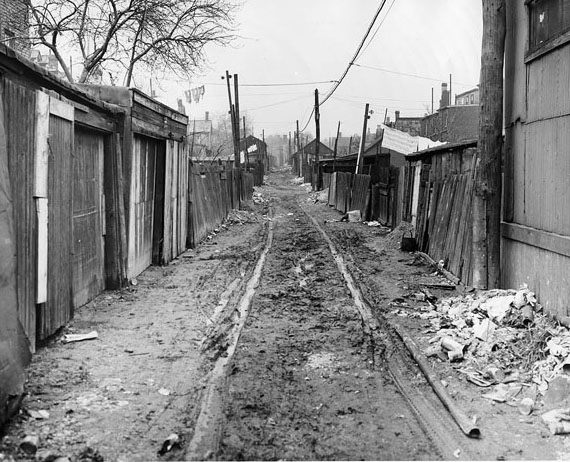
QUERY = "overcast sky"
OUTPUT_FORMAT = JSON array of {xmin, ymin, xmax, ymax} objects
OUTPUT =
[{"xmin": 155, "ymin": 0, "xmax": 483, "ymax": 140}]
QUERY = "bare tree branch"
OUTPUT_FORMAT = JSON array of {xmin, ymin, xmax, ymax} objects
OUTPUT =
[{"xmin": 26, "ymin": 0, "xmax": 237, "ymax": 83}]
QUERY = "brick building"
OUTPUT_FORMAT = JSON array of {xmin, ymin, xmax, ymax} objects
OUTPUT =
[
  {"xmin": 394, "ymin": 110, "xmax": 422, "ymax": 136},
  {"xmin": 0, "ymin": 0, "xmax": 29, "ymax": 56},
  {"xmin": 420, "ymin": 82, "xmax": 479, "ymax": 143},
  {"xmin": 455, "ymin": 87, "xmax": 479, "ymax": 105}
]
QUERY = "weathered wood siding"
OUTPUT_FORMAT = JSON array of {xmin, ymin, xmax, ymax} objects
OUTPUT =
[
  {"xmin": 127, "ymin": 135, "xmax": 159, "ymax": 279},
  {"xmin": 161, "ymin": 140, "xmax": 188, "ymax": 264},
  {"xmin": 72, "ymin": 127, "xmax": 105, "ymax": 308},
  {"xmin": 40, "ymin": 101, "xmax": 74, "ymax": 340},
  {"xmin": 350, "ymin": 174, "xmax": 370, "ymax": 219},
  {"xmin": 503, "ymin": 2, "xmax": 570, "ymax": 316},
  {"xmin": 406, "ymin": 144, "xmax": 476, "ymax": 285},
  {"xmin": 328, "ymin": 172, "xmax": 371, "ymax": 219},
  {"xmin": 3, "ymin": 79, "xmax": 37, "ymax": 350},
  {"xmin": 188, "ymin": 163, "xmax": 252, "ymax": 248}
]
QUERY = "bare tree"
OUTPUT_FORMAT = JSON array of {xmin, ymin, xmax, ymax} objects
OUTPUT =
[{"xmin": 25, "ymin": 0, "xmax": 236, "ymax": 84}]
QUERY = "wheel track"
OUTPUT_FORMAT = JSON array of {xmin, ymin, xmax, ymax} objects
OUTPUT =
[
  {"xmin": 301, "ymin": 203, "xmax": 481, "ymax": 461},
  {"xmin": 187, "ymin": 187, "xmax": 481, "ymax": 460}
]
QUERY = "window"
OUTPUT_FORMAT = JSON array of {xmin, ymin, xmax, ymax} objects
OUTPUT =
[
  {"xmin": 528, "ymin": 0, "xmax": 570, "ymax": 51},
  {"xmin": 470, "ymin": 94, "xmax": 475, "ymax": 104}
]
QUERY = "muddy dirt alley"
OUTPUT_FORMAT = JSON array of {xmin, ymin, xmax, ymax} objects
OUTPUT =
[{"xmin": 1, "ymin": 170, "xmax": 569, "ymax": 461}]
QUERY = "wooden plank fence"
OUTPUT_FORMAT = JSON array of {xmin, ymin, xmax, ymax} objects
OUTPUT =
[
  {"xmin": 328, "ymin": 171, "xmax": 371, "ymax": 219},
  {"xmin": 188, "ymin": 162, "xmax": 253, "ymax": 248},
  {"xmin": 410, "ymin": 145, "xmax": 476, "ymax": 285}
]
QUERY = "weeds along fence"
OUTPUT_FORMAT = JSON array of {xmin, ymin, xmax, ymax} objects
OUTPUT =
[
  {"xmin": 404, "ymin": 141, "xmax": 477, "ymax": 285},
  {"xmin": 188, "ymin": 161, "xmax": 253, "ymax": 247}
]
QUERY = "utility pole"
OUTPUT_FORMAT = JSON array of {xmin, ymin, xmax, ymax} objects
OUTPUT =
[
  {"xmin": 296, "ymin": 120, "xmax": 301, "ymax": 177},
  {"xmin": 288, "ymin": 131, "xmax": 292, "ymax": 167},
  {"xmin": 449, "ymin": 74, "xmax": 453, "ymax": 106},
  {"xmin": 355, "ymin": 103, "xmax": 370, "ymax": 175},
  {"xmin": 314, "ymin": 89, "xmax": 321, "ymax": 190},
  {"xmin": 234, "ymin": 73, "xmax": 241, "ymax": 165},
  {"xmin": 223, "ymin": 71, "xmax": 238, "ymax": 164},
  {"xmin": 431, "ymin": 87, "xmax": 434, "ymax": 114},
  {"xmin": 472, "ymin": 0, "xmax": 506, "ymax": 289},
  {"xmin": 333, "ymin": 121, "xmax": 341, "ymax": 172},
  {"xmin": 262, "ymin": 129, "xmax": 267, "ymax": 170},
  {"xmin": 242, "ymin": 116, "xmax": 249, "ymax": 166}
]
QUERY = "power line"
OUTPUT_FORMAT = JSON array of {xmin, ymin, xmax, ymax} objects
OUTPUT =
[
  {"xmin": 319, "ymin": 0, "xmax": 390, "ymax": 107},
  {"xmin": 358, "ymin": 0, "xmax": 397, "ymax": 58},
  {"xmin": 298, "ymin": 0, "xmax": 391, "ymax": 133},
  {"xmin": 247, "ymin": 96, "xmax": 308, "ymax": 112},
  {"xmin": 202, "ymin": 80, "xmax": 339, "ymax": 87},
  {"xmin": 352, "ymin": 63, "xmax": 477, "ymax": 87}
]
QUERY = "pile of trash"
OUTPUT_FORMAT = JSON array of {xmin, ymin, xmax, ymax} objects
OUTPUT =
[
  {"xmin": 418, "ymin": 285, "xmax": 543, "ymax": 375},
  {"xmin": 252, "ymin": 191, "xmax": 268, "ymax": 204},
  {"xmin": 397, "ymin": 284, "xmax": 570, "ymax": 432},
  {"xmin": 225, "ymin": 209, "xmax": 260, "ymax": 225}
]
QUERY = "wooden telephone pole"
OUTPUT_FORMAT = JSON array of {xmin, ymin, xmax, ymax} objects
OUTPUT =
[
  {"xmin": 224, "ymin": 71, "xmax": 238, "ymax": 164},
  {"xmin": 233, "ymin": 73, "xmax": 241, "ymax": 165},
  {"xmin": 472, "ymin": 0, "xmax": 506, "ymax": 289},
  {"xmin": 296, "ymin": 120, "xmax": 301, "ymax": 177},
  {"xmin": 333, "ymin": 121, "xmax": 341, "ymax": 172},
  {"xmin": 314, "ymin": 89, "xmax": 321, "ymax": 190},
  {"xmin": 355, "ymin": 103, "xmax": 370, "ymax": 175}
]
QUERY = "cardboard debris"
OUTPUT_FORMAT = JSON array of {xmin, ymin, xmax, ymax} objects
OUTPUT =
[
  {"xmin": 482, "ymin": 295, "xmax": 514, "ymax": 323},
  {"xmin": 62, "ymin": 331, "xmax": 98, "ymax": 344},
  {"xmin": 347, "ymin": 210, "xmax": 361, "ymax": 222},
  {"xmin": 542, "ymin": 408, "xmax": 570, "ymax": 435}
]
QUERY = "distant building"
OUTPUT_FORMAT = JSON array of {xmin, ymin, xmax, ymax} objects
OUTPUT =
[
  {"xmin": 455, "ymin": 87, "xmax": 479, "ymax": 105},
  {"xmin": 326, "ymin": 134, "xmax": 355, "ymax": 157},
  {"xmin": 0, "ymin": 0, "xmax": 29, "ymax": 56},
  {"xmin": 420, "ymin": 82, "xmax": 479, "ymax": 143},
  {"xmin": 240, "ymin": 134, "xmax": 268, "ymax": 168},
  {"xmin": 393, "ymin": 111, "xmax": 422, "ymax": 137}
]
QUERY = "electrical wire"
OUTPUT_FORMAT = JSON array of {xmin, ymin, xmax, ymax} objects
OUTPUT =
[
  {"xmin": 201, "ymin": 80, "xmax": 339, "ymax": 87},
  {"xmin": 319, "ymin": 0, "xmax": 390, "ymax": 107},
  {"xmin": 352, "ymin": 63, "xmax": 477, "ymax": 87},
  {"xmin": 297, "ymin": 0, "xmax": 392, "ymax": 133},
  {"xmin": 358, "ymin": 0, "xmax": 397, "ymax": 58}
]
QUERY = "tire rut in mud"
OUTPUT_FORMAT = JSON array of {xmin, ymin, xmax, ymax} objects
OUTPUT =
[{"xmin": 217, "ymin": 198, "xmax": 439, "ymax": 461}]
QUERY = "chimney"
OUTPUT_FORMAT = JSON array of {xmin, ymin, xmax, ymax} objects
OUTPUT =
[
  {"xmin": 395, "ymin": 110, "xmax": 400, "ymax": 121},
  {"xmin": 205, "ymin": 111, "xmax": 209, "ymax": 121},
  {"xmin": 440, "ymin": 83, "xmax": 449, "ymax": 109}
]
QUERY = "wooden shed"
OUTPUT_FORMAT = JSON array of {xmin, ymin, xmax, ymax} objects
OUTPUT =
[
  {"xmin": 79, "ymin": 86, "xmax": 189, "ymax": 281},
  {"xmin": 503, "ymin": 1, "xmax": 570, "ymax": 317},
  {"xmin": 0, "ymin": 44, "xmax": 124, "ymax": 423}
]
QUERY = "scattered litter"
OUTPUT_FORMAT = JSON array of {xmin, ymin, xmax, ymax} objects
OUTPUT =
[
  {"xmin": 482, "ymin": 384, "xmax": 510, "ymax": 403},
  {"xmin": 453, "ymin": 449, "xmax": 461, "ymax": 459},
  {"xmin": 542, "ymin": 408, "xmax": 570, "ymax": 435},
  {"xmin": 27, "ymin": 409, "xmax": 49, "ymax": 420},
  {"xmin": 518, "ymin": 397, "xmax": 535, "ymax": 415},
  {"xmin": 483, "ymin": 296, "xmax": 515, "ymax": 323},
  {"xmin": 62, "ymin": 331, "xmax": 98, "ymax": 344},
  {"xmin": 20, "ymin": 435, "xmax": 39, "ymax": 454},
  {"xmin": 158, "ymin": 388, "xmax": 171, "ymax": 396},
  {"xmin": 483, "ymin": 365, "xmax": 505, "ymax": 383},
  {"xmin": 130, "ymin": 278, "xmax": 138, "ymax": 286},
  {"xmin": 347, "ymin": 210, "xmax": 361, "ymax": 222},
  {"xmin": 158, "ymin": 433, "xmax": 180, "ymax": 455}
]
